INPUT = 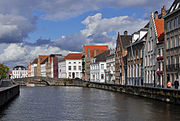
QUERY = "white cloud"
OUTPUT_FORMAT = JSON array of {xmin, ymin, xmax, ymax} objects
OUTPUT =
[
  {"xmin": 0, "ymin": 44, "xmax": 25, "ymax": 62},
  {"xmin": 81, "ymin": 13, "xmax": 148, "ymax": 38},
  {"xmin": 0, "ymin": 43, "xmax": 69, "ymax": 68}
]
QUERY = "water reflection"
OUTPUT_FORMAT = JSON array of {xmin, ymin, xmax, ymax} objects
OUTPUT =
[{"xmin": 0, "ymin": 87, "xmax": 180, "ymax": 121}]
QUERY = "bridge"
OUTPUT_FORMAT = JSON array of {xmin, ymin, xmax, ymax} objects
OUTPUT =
[{"xmin": 13, "ymin": 77, "xmax": 84, "ymax": 86}]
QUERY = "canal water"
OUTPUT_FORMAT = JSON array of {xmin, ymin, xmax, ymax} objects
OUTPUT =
[{"xmin": 0, "ymin": 87, "xmax": 180, "ymax": 121}]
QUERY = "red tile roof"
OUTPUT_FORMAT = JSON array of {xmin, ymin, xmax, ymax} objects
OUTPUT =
[
  {"xmin": 64, "ymin": 53, "xmax": 82, "ymax": 60},
  {"xmin": 154, "ymin": 19, "xmax": 164, "ymax": 42},
  {"xmin": 9, "ymin": 71, "xmax": 12, "ymax": 75},
  {"xmin": 83, "ymin": 45, "xmax": 108, "ymax": 58},
  {"xmin": 32, "ymin": 58, "xmax": 38, "ymax": 64},
  {"xmin": 39, "ymin": 55, "xmax": 49, "ymax": 64}
]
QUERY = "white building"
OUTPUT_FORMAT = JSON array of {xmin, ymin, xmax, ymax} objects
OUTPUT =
[
  {"xmin": 58, "ymin": 61, "xmax": 66, "ymax": 78},
  {"xmin": 31, "ymin": 58, "xmax": 38, "ymax": 77},
  {"xmin": 41, "ymin": 64, "xmax": 46, "ymax": 77},
  {"xmin": 58, "ymin": 53, "xmax": 82, "ymax": 79},
  {"xmin": 12, "ymin": 66, "xmax": 28, "ymax": 79},
  {"xmin": 90, "ymin": 50, "xmax": 109, "ymax": 83},
  {"xmin": 106, "ymin": 49, "xmax": 115, "ymax": 84},
  {"xmin": 143, "ymin": 12, "xmax": 165, "ymax": 87}
]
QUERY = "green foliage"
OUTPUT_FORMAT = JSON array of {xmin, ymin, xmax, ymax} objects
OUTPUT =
[{"xmin": 0, "ymin": 64, "xmax": 9, "ymax": 79}]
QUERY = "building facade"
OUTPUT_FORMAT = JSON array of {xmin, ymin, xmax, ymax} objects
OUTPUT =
[
  {"xmin": 31, "ymin": 58, "xmax": 38, "ymax": 77},
  {"xmin": 59, "ymin": 53, "xmax": 82, "ymax": 79},
  {"xmin": 90, "ymin": 50, "xmax": 109, "ymax": 83},
  {"xmin": 143, "ymin": 11, "xmax": 165, "ymax": 87},
  {"xmin": 127, "ymin": 28, "xmax": 148, "ymax": 86},
  {"xmin": 82, "ymin": 45, "xmax": 108, "ymax": 81},
  {"xmin": 28, "ymin": 62, "xmax": 31, "ymax": 77},
  {"xmin": 115, "ymin": 31, "xmax": 132, "ymax": 85},
  {"xmin": 106, "ymin": 49, "xmax": 115, "ymax": 84},
  {"xmin": 164, "ymin": 0, "xmax": 180, "ymax": 85},
  {"xmin": 12, "ymin": 66, "xmax": 28, "ymax": 79}
]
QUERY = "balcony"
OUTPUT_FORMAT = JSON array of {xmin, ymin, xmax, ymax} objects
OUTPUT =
[{"xmin": 156, "ymin": 56, "xmax": 163, "ymax": 61}]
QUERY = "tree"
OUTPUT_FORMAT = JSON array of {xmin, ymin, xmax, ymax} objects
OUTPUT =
[{"xmin": 0, "ymin": 64, "xmax": 9, "ymax": 80}]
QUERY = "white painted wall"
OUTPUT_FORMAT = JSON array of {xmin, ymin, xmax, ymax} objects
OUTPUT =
[
  {"xmin": 31, "ymin": 64, "xmax": 37, "ymax": 77},
  {"xmin": 12, "ymin": 68, "xmax": 28, "ymax": 79},
  {"xmin": 58, "ymin": 61, "xmax": 66, "ymax": 78},
  {"xmin": 66, "ymin": 59, "xmax": 82, "ymax": 79},
  {"xmin": 90, "ymin": 62, "xmax": 106, "ymax": 83},
  {"xmin": 41, "ymin": 64, "xmax": 46, "ymax": 77}
]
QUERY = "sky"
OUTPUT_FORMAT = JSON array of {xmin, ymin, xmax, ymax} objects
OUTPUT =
[{"xmin": 0, "ymin": 0, "xmax": 174, "ymax": 68}]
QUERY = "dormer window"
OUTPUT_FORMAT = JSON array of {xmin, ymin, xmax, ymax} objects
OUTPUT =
[
  {"xmin": 175, "ymin": 3, "xmax": 180, "ymax": 10},
  {"xmin": 170, "ymin": 5, "xmax": 175, "ymax": 12}
]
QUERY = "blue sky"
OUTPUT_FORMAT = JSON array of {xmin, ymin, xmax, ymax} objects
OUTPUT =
[
  {"xmin": 29, "ymin": 7, "xmax": 149, "ymax": 42},
  {"xmin": 0, "ymin": 0, "xmax": 173, "ymax": 68}
]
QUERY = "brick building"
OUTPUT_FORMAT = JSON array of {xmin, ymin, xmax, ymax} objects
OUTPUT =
[{"xmin": 115, "ymin": 31, "xmax": 132, "ymax": 85}]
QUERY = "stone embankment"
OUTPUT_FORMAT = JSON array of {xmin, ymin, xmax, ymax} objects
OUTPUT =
[
  {"xmin": 0, "ymin": 80, "xmax": 20, "ymax": 107},
  {"xmin": 14, "ymin": 77, "xmax": 180, "ymax": 104}
]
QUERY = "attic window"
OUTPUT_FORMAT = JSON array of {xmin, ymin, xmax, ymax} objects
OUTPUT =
[
  {"xmin": 175, "ymin": 3, "xmax": 180, "ymax": 10},
  {"xmin": 170, "ymin": 5, "xmax": 175, "ymax": 12}
]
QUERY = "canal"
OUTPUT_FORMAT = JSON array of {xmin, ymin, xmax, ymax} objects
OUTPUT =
[{"xmin": 0, "ymin": 87, "xmax": 180, "ymax": 121}]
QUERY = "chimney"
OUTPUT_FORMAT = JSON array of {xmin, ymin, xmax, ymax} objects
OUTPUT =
[
  {"xmin": 154, "ymin": 11, "xmax": 158, "ymax": 19},
  {"xmin": 124, "ymin": 31, "xmax": 128, "ymax": 36},
  {"xmin": 161, "ymin": 5, "xmax": 166, "ymax": 18}
]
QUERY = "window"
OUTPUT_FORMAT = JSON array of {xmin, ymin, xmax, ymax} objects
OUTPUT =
[
  {"xmin": 171, "ymin": 56, "xmax": 174, "ymax": 64},
  {"xmin": 167, "ymin": 22, "xmax": 170, "ymax": 32},
  {"xmin": 69, "ymin": 62, "xmax": 71, "ymax": 64},
  {"xmin": 148, "ymin": 41, "xmax": 151, "ymax": 51},
  {"xmin": 101, "ymin": 64, "xmax": 104, "ymax": 69},
  {"xmin": 175, "ymin": 35, "xmax": 179, "ymax": 47},
  {"xmin": 175, "ymin": 3, "xmax": 180, "ymax": 10},
  {"xmin": 176, "ymin": 17, "xmax": 179, "ymax": 28},
  {"xmin": 176, "ymin": 56, "xmax": 179, "ymax": 65},
  {"xmin": 76, "ymin": 72, "xmax": 79, "ymax": 77},
  {"xmin": 69, "ymin": 72, "xmax": 71, "ymax": 77},
  {"xmin": 74, "ymin": 62, "xmax": 76, "ymax": 64},
  {"xmin": 171, "ymin": 19, "xmax": 175, "ymax": 30},
  {"xmin": 172, "ymin": 37, "xmax": 175, "ymax": 48},
  {"xmin": 170, "ymin": 5, "xmax": 175, "ymax": 12},
  {"xmin": 73, "ymin": 66, "xmax": 76, "ymax": 70},
  {"xmin": 167, "ymin": 57, "xmax": 170, "ymax": 65},
  {"xmin": 78, "ymin": 66, "xmax": 81, "ymax": 71},
  {"xmin": 101, "ymin": 74, "xmax": 104, "ymax": 79},
  {"xmin": 68, "ymin": 66, "xmax": 71, "ymax": 70},
  {"xmin": 167, "ymin": 38, "xmax": 170, "ymax": 49}
]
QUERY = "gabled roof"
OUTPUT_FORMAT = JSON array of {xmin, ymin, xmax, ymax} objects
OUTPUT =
[
  {"xmin": 32, "ymin": 58, "xmax": 38, "ymax": 64},
  {"xmin": 94, "ymin": 50, "xmax": 110, "ymax": 62},
  {"xmin": 9, "ymin": 71, "xmax": 12, "ymax": 75},
  {"xmin": 64, "ymin": 53, "xmax": 82, "ymax": 60},
  {"xmin": 39, "ymin": 55, "xmax": 49, "ymax": 64},
  {"xmin": 83, "ymin": 45, "xmax": 108, "ymax": 58},
  {"xmin": 116, "ymin": 32, "xmax": 132, "ymax": 49},
  {"xmin": 154, "ymin": 19, "xmax": 164, "ymax": 42},
  {"xmin": 166, "ymin": 0, "xmax": 180, "ymax": 16},
  {"xmin": 13, "ymin": 66, "xmax": 26, "ymax": 70}
]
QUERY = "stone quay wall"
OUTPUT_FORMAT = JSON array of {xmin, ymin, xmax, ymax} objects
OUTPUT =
[
  {"xmin": 14, "ymin": 77, "xmax": 180, "ymax": 104},
  {"xmin": 0, "ymin": 85, "xmax": 20, "ymax": 107}
]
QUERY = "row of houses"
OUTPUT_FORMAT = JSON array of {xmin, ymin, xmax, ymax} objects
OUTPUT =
[{"xmin": 11, "ymin": 0, "xmax": 180, "ymax": 88}]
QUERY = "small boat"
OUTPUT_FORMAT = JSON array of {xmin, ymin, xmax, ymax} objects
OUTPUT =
[{"xmin": 26, "ymin": 83, "xmax": 35, "ymax": 87}]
